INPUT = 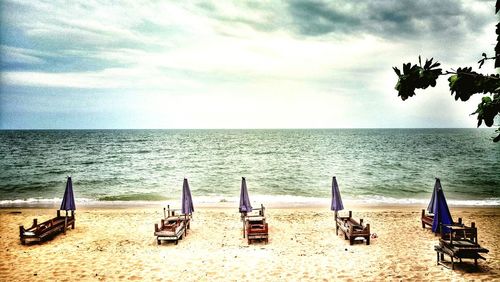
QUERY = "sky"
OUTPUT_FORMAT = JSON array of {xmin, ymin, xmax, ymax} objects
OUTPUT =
[{"xmin": 0, "ymin": 0, "xmax": 498, "ymax": 129}]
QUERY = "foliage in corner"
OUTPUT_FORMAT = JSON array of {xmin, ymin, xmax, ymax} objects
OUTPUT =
[
  {"xmin": 393, "ymin": 57, "xmax": 500, "ymax": 141},
  {"xmin": 392, "ymin": 2, "xmax": 500, "ymax": 142}
]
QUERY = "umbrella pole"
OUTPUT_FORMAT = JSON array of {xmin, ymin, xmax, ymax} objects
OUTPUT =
[
  {"xmin": 64, "ymin": 210, "xmax": 68, "ymax": 234},
  {"xmin": 184, "ymin": 214, "xmax": 187, "ymax": 237},
  {"xmin": 335, "ymin": 211, "xmax": 338, "ymax": 235},
  {"xmin": 242, "ymin": 213, "xmax": 246, "ymax": 238}
]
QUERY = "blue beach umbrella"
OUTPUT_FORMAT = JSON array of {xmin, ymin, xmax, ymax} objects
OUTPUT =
[
  {"xmin": 60, "ymin": 176, "xmax": 76, "ymax": 211},
  {"xmin": 330, "ymin": 176, "xmax": 344, "ymax": 212},
  {"xmin": 181, "ymin": 178, "xmax": 194, "ymax": 215},
  {"xmin": 431, "ymin": 178, "xmax": 453, "ymax": 233},
  {"xmin": 239, "ymin": 177, "xmax": 253, "ymax": 213}
]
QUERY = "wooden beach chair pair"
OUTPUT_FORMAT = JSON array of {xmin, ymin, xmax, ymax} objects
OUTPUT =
[
  {"xmin": 335, "ymin": 211, "xmax": 370, "ymax": 245},
  {"xmin": 241, "ymin": 204, "xmax": 269, "ymax": 245},
  {"xmin": 434, "ymin": 221, "xmax": 489, "ymax": 270},
  {"xmin": 154, "ymin": 205, "xmax": 191, "ymax": 245},
  {"xmin": 19, "ymin": 210, "xmax": 75, "ymax": 245}
]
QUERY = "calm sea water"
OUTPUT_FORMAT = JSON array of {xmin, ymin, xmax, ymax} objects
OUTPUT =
[{"xmin": 0, "ymin": 129, "xmax": 498, "ymax": 205}]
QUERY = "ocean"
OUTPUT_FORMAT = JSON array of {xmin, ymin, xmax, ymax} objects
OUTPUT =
[{"xmin": 0, "ymin": 129, "xmax": 498, "ymax": 206}]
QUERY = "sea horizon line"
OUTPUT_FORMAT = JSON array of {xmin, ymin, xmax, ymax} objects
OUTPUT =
[{"xmin": 0, "ymin": 127, "xmax": 491, "ymax": 131}]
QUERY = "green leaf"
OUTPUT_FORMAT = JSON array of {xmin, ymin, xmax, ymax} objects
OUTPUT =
[{"xmin": 393, "ymin": 67, "xmax": 401, "ymax": 76}]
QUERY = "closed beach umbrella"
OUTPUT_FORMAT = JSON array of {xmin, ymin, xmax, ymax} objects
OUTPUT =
[
  {"xmin": 431, "ymin": 178, "xmax": 453, "ymax": 233},
  {"xmin": 60, "ymin": 176, "xmax": 76, "ymax": 234},
  {"xmin": 426, "ymin": 178, "xmax": 439, "ymax": 214},
  {"xmin": 239, "ymin": 177, "xmax": 253, "ymax": 238},
  {"xmin": 330, "ymin": 176, "xmax": 344, "ymax": 212},
  {"xmin": 331, "ymin": 176, "xmax": 344, "ymax": 236},
  {"xmin": 239, "ymin": 177, "xmax": 253, "ymax": 213},
  {"xmin": 181, "ymin": 178, "xmax": 194, "ymax": 215},
  {"xmin": 60, "ymin": 176, "xmax": 76, "ymax": 211}
]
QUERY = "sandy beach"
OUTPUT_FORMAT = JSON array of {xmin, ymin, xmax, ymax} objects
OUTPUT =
[{"xmin": 0, "ymin": 205, "xmax": 498, "ymax": 281}]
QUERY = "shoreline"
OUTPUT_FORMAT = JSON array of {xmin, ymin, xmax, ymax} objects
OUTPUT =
[
  {"xmin": 0, "ymin": 202, "xmax": 500, "ymax": 214},
  {"xmin": 1, "ymin": 197, "xmax": 499, "ymax": 209},
  {"xmin": 0, "ymin": 195, "xmax": 500, "ymax": 209}
]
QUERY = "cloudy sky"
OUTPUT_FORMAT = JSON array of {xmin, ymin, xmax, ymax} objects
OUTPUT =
[{"xmin": 0, "ymin": 0, "xmax": 497, "ymax": 129}]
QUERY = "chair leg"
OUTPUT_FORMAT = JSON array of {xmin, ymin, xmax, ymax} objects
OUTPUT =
[{"xmin": 451, "ymin": 256, "xmax": 454, "ymax": 270}]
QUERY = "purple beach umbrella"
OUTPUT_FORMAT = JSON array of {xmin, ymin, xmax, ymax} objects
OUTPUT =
[
  {"xmin": 239, "ymin": 177, "xmax": 253, "ymax": 213},
  {"xmin": 239, "ymin": 177, "xmax": 253, "ymax": 238},
  {"xmin": 431, "ymin": 178, "xmax": 453, "ymax": 233},
  {"xmin": 330, "ymin": 176, "xmax": 344, "ymax": 212},
  {"xmin": 181, "ymin": 178, "xmax": 194, "ymax": 215},
  {"xmin": 60, "ymin": 176, "xmax": 76, "ymax": 211},
  {"xmin": 331, "ymin": 176, "xmax": 344, "ymax": 236}
]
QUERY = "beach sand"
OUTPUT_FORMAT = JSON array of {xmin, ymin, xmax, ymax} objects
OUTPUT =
[{"xmin": 0, "ymin": 205, "xmax": 498, "ymax": 281}]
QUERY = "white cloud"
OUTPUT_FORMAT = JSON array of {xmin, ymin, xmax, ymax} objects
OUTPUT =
[{"xmin": 0, "ymin": 0, "xmax": 497, "ymax": 128}]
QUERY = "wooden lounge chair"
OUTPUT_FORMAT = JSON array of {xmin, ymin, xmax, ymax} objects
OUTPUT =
[
  {"xmin": 19, "ymin": 210, "xmax": 75, "ymax": 245},
  {"xmin": 241, "ymin": 204, "xmax": 268, "ymax": 244},
  {"xmin": 336, "ymin": 211, "xmax": 370, "ymax": 245},
  {"xmin": 240, "ymin": 204, "xmax": 265, "ymax": 237},
  {"xmin": 435, "ymin": 222, "xmax": 489, "ymax": 270},
  {"xmin": 154, "ymin": 205, "xmax": 191, "ymax": 245},
  {"xmin": 245, "ymin": 216, "xmax": 269, "ymax": 245},
  {"xmin": 154, "ymin": 218, "xmax": 185, "ymax": 245}
]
